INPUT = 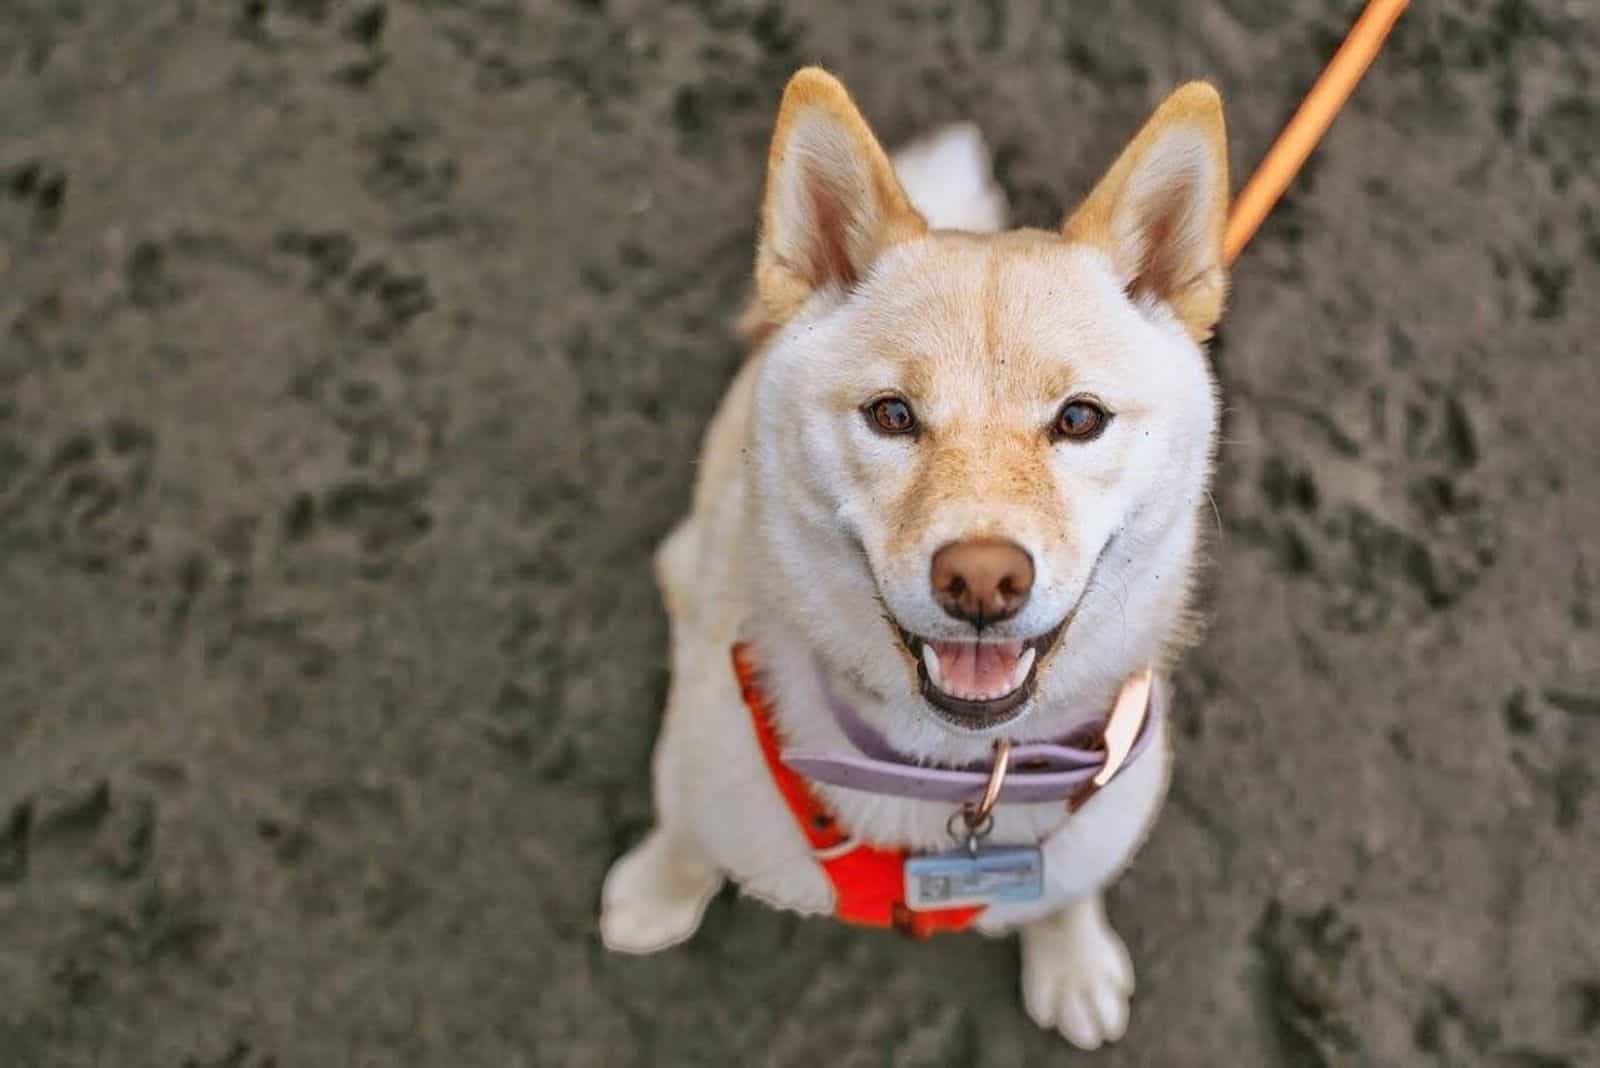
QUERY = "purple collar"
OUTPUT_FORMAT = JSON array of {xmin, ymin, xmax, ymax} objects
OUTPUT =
[{"xmin": 780, "ymin": 670, "xmax": 1163, "ymax": 806}]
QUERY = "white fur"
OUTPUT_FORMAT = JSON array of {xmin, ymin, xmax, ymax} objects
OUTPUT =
[
  {"xmin": 892, "ymin": 122, "xmax": 1009, "ymax": 233},
  {"xmin": 602, "ymin": 114, "xmax": 1221, "ymax": 1053}
]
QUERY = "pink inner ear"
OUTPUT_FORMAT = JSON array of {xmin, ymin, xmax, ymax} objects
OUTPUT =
[
  {"xmin": 804, "ymin": 169, "xmax": 859, "ymax": 290},
  {"xmin": 1128, "ymin": 185, "xmax": 1185, "ymax": 300}
]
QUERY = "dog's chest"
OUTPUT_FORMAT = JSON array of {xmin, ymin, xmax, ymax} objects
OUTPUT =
[
  {"xmin": 728, "ymin": 715, "xmax": 1171, "ymax": 929},
  {"xmin": 704, "ymin": 634, "xmax": 1174, "ymax": 928}
]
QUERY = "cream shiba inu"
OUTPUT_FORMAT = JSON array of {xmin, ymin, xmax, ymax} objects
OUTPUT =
[{"xmin": 601, "ymin": 67, "xmax": 1228, "ymax": 1050}]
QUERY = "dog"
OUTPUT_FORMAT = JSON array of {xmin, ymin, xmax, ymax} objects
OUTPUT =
[{"xmin": 600, "ymin": 67, "xmax": 1228, "ymax": 1050}]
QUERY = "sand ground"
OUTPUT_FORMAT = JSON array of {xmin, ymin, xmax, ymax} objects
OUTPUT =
[{"xmin": 2, "ymin": 1, "xmax": 1597, "ymax": 1065}]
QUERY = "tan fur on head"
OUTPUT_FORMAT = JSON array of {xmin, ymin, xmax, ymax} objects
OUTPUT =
[
  {"xmin": 1064, "ymin": 83, "xmax": 1230, "ymax": 342},
  {"xmin": 753, "ymin": 68, "xmax": 928, "ymax": 333}
]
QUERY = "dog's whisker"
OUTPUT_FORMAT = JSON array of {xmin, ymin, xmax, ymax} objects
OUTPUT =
[{"xmin": 1204, "ymin": 490, "xmax": 1225, "ymax": 542}]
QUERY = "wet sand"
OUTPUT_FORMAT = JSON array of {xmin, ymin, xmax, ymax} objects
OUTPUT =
[{"xmin": 2, "ymin": 2, "xmax": 1597, "ymax": 1065}]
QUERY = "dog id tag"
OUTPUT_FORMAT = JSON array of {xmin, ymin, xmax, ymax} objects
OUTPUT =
[
  {"xmin": 904, "ymin": 738, "xmax": 1044, "ymax": 911},
  {"xmin": 904, "ymin": 843, "xmax": 1044, "ymax": 910}
]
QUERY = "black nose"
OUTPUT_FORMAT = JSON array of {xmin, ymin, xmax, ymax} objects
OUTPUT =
[{"xmin": 930, "ymin": 538, "xmax": 1034, "ymax": 626}]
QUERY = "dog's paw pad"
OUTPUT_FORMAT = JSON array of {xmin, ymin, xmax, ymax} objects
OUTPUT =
[
  {"xmin": 599, "ymin": 831, "xmax": 720, "ymax": 955},
  {"xmin": 1022, "ymin": 904, "xmax": 1134, "ymax": 1049}
]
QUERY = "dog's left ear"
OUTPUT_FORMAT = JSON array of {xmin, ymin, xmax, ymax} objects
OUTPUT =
[
  {"xmin": 1064, "ymin": 83, "xmax": 1230, "ymax": 342},
  {"xmin": 752, "ymin": 68, "xmax": 927, "ymax": 334}
]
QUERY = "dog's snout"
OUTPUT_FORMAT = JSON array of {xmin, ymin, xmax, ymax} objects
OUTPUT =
[{"xmin": 930, "ymin": 538, "xmax": 1034, "ymax": 626}]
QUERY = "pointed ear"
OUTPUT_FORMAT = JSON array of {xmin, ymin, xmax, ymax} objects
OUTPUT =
[
  {"xmin": 753, "ymin": 68, "xmax": 927, "ymax": 332},
  {"xmin": 1064, "ymin": 83, "xmax": 1230, "ymax": 342}
]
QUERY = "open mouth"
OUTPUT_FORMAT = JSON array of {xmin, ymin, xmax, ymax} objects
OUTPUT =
[{"xmin": 895, "ymin": 621, "xmax": 1067, "ymax": 731}]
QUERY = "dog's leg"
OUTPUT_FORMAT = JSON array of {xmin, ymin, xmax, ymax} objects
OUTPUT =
[
  {"xmin": 1020, "ymin": 892, "xmax": 1134, "ymax": 1049},
  {"xmin": 600, "ymin": 823, "xmax": 722, "ymax": 954},
  {"xmin": 601, "ymin": 564, "xmax": 725, "ymax": 955},
  {"xmin": 601, "ymin": 510, "xmax": 725, "ymax": 954}
]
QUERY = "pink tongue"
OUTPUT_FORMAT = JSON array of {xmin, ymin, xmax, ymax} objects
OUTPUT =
[{"xmin": 932, "ymin": 639, "xmax": 1024, "ymax": 698}]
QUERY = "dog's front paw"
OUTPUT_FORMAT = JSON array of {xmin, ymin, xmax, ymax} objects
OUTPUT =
[
  {"xmin": 600, "ymin": 827, "xmax": 722, "ymax": 954},
  {"xmin": 1021, "ymin": 895, "xmax": 1134, "ymax": 1050}
]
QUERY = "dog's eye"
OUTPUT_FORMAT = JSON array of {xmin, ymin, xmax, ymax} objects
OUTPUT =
[
  {"xmin": 1053, "ymin": 399, "xmax": 1108, "ymax": 442},
  {"xmin": 866, "ymin": 396, "xmax": 917, "ymax": 435}
]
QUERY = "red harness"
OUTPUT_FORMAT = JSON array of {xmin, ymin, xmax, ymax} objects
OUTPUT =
[{"xmin": 732, "ymin": 642, "xmax": 983, "ymax": 937}]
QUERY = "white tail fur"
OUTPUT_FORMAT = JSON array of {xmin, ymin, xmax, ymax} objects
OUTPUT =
[
  {"xmin": 736, "ymin": 121, "xmax": 1008, "ymax": 342},
  {"xmin": 890, "ymin": 122, "xmax": 1008, "ymax": 234}
]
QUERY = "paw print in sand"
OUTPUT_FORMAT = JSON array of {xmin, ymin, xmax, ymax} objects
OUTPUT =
[{"xmin": 36, "ymin": 421, "xmax": 158, "ymax": 573}]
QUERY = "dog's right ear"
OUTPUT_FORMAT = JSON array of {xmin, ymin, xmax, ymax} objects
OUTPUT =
[{"xmin": 752, "ymin": 68, "xmax": 927, "ymax": 335}]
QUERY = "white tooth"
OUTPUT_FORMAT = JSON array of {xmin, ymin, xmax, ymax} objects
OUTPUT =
[
  {"xmin": 921, "ymin": 644, "xmax": 943, "ymax": 690},
  {"xmin": 1008, "ymin": 647, "xmax": 1037, "ymax": 692}
]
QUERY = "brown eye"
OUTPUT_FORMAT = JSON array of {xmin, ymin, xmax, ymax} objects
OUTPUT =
[
  {"xmin": 867, "ymin": 396, "xmax": 917, "ymax": 435},
  {"xmin": 1054, "ymin": 399, "xmax": 1108, "ymax": 441}
]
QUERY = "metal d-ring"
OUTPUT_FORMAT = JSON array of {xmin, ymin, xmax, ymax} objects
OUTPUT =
[{"xmin": 949, "ymin": 739, "xmax": 1012, "ymax": 851}]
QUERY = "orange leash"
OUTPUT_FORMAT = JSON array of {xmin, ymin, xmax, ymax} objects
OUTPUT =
[{"xmin": 1223, "ymin": 0, "xmax": 1409, "ymax": 265}]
